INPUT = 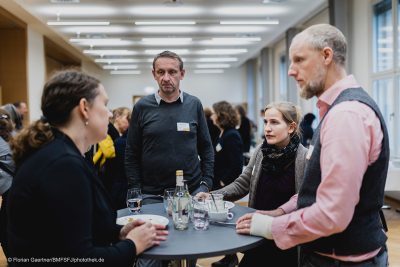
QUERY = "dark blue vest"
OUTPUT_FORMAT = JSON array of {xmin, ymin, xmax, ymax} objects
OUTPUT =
[{"xmin": 297, "ymin": 87, "xmax": 389, "ymax": 255}]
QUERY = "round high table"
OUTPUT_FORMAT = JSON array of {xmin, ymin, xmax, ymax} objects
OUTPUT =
[{"xmin": 118, "ymin": 203, "xmax": 266, "ymax": 267}]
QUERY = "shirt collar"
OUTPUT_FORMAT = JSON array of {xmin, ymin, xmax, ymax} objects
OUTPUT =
[
  {"xmin": 316, "ymin": 75, "xmax": 360, "ymax": 118},
  {"xmin": 154, "ymin": 90, "xmax": 183, "ymax": 105}
]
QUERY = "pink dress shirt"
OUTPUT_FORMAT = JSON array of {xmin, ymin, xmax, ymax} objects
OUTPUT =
[{"xmin": 272, "ymin": 75, "xmax": 385, "ymax": 262}]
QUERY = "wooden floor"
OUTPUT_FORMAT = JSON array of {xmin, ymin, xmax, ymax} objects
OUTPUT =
[{"xmin": 0, "ymin": 197, "xmax": 399, "ymax": 267}]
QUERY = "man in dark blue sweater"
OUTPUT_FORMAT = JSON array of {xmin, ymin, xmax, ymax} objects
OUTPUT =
[{"xmin": 125, "ymin": 51, "xmax": 214, "ymax": 197}]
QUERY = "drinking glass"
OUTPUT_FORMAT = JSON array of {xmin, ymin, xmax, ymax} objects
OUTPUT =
[
  {"xmin": 163, "ymin": 188, "xmax": 175, "ymax": 216},
  {"xmin": 126, "ymin": 188, "xmax": 142, "ymax": 213},
  {"xmin": 192, "ymin": 199, "xmax": 209, "ymax": 230}
]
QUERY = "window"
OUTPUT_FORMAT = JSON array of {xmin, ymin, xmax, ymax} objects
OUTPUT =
[
  {"xmin": 371, "ymin": 0, "xmax": 400, "ymax": 158},
  {"xmin": 279, "ymin": 54, "xmax": 287, "ymax": 100}
]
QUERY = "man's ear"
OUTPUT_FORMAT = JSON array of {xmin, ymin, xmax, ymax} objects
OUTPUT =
[
  {"xmin": 322, "ymin": 47, "xmax": 333, "ymax": 65},
  {"xmin": 180, "ymin": 69, "xmax": 185, "ymax": 80}
]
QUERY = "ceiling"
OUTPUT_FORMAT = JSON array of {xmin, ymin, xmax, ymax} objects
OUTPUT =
[{"xmin": 14, "ymin": 0, "xmax": 327, "ymax": 75}]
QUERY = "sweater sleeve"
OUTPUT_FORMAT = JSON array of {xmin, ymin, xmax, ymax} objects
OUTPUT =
[{"xmin": 125, "ymin": 104, "xmax": 143, "ymax": 188}]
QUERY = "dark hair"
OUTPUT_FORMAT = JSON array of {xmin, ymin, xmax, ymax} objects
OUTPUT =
[
  {"xmin": 235, "ymin": 104, "xmax": 247, "ymax": 118},
  {"xmin": 212, "ymin": 101, "xmax": 239, "ymax": 130},
  {"xmin": 13, "ymin": 101, "xmax": 26, "ymax": 109},
  {"xmin": 303, "ymin": 113, "xmax": 316, "ymax": 124},
  {"xmin": 0, "ymin": 108, "xmax": 14, "ymax": 142},
  {"xmin": 11, "ymin": 70, "xmax": 100, "ymax": 166},
  {"xmin": 152, "ymin": 50, "xmax": 184, "ymax": 71}
]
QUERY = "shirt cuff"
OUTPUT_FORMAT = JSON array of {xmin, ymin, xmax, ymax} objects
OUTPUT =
[{"xmin": 250, "ymin": 213, "xmax": 273, "ymax": 239}]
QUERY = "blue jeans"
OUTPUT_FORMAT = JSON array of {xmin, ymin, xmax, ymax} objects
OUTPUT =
[{"xmin": 300, "ymin": 248, "xmax": 388, "ymax": 267}]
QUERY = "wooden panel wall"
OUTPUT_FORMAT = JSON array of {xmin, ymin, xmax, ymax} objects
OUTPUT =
[{"xmin": 0, "ymin": 27, "xmax": 27, "ymax": 106}]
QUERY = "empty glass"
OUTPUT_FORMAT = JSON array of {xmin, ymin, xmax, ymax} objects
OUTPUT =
[
  {"xmin": 163, "ymin": 188, "xmax": 175, "ymax": 216},
  {"xmin": 126, "ymin": 188, "xmax": 142, "ymax": 213}
]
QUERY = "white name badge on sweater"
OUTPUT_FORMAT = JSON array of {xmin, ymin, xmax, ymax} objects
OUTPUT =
[
  {"xmin": 215, "ymin": 143, "xmax": 222, "ymax": 152},
  {"xmin": 177, "ymin": 122, "xmax": 190, "ymax": 132},
  {"xmin": 306, "ymin": 145, "xmax": 314, "ymax": 160}
]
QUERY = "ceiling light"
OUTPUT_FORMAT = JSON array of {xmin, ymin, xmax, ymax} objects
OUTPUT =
[
  {"xmin": 83, "ymin": 50, "xmax": 136, "ymax": 55},
  {"xmin": 198, "ymin": 49, "xmax": 247, "ymax": 55},
  {"xmin": 70, "ymin": 38, "xmax": 133, "ymax": 46},
  {"xmin": 129, "ymin": 6, "xmax": 201, "ymax": 16},
  {"xmin": 95, "ymin": 58, "xmax": 148, "ymax": 63},
  {"xmin": 135, "ymin": 21, "xmax": 196, "ymax": 25},
  {"xmin": 39, "ymin": 6, "xmax": 116, "ymax": 16},
  {"xmin": 135, "ymin": 26, "xmax": 197, "ymax": 34},
  {"xmin": 220, "ymin": 20, "xmax": 279, "ymax": 25},
  {"xmin": 70, "ymin": 38, "xmax": 121, "ymax": 42},
  {"xmin": 194, "ymin": 69, "xmax": 224, "ymax": 74},
  {"xmin": 142, "ymin": 38, "xmax": 192, "ymax": 45},
  {"xmin": 214, "ymin": 6, "xmax": 285, "ymax": 16},
  {"xmin": 207, "ymin": 26, "xmax": 266, "ymax": 33},
  {"xmin": 50, "ymin": 0, "xmax": 80, "ymax": 3},
  {"xmin": 183, "ymin": 57, "xmax": 238, "ymax": 62},
  {"xmin": 103, "ymin": 65, "xmax": 138, "ymax": 70},
  {"xmin": 202, "ymin": 37, "xmax": 261, "ymax": 45},
  {"xmin": 110, "ymin": 70, "xmax": 141, "ymax": 75},
  {"xmin": 47, "ymin": 21, "xmax": 110, "ymax": 26},
  {"xmin": 62, "ymin": 26, "xmax": 126, "ymax": 34},
  {"xmin": 196, "ymin": 64, "xmax": 230, "ymax": 68},
  {"xmin": 145, "ymin": 49, "xmax": 189, "ymax": 55}
]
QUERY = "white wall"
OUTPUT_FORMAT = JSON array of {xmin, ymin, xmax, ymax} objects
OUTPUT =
[
  {"xmin": 102, "ymin": 66, "xmax": 246, "ymax": 110},
  {"xmin": 27, "ymin": 26, "xmax": 46, "ymax": 121},
  {"xmin": 350, "ymin": 0, "xmax": 370, "ymax": 91}
]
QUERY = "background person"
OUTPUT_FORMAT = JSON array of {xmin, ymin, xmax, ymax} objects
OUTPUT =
[
  {"xmin": 7, "ymin": 70, "xmax": 167, "ymax": 266},
  {"xmin": 13, "ymin": 101, "xmax": 28, "ymax": 130},
  {"xmin": 236, "ymin": 24, "xmax": 389, "ymax": 267},
  {"xmin": 198, "ymin": 101, "xmax": 307, "ymax": 267},
  {"xmin": 210, "ymin": 101, "xmax": 243, "ymax": 191},
  {"xmin": 299, "ymin": 113, "xmax": 316, "ymax": 147},
  {"xmin": 0, "ymin": 108, "xmax": 15, "ymax": 258}
]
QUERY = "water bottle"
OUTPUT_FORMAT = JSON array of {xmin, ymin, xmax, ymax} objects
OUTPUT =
[{"xmin": 172, "ymin": 170, "xmax": 191, "ymax": 230}]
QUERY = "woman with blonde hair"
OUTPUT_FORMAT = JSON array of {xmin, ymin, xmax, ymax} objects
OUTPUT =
[
  {"xmin": 198, "ymin": 101, "xmax": 307, "ymax": 267},
  {"xmin": 7, "ymin": 70, "xmax": 167, "ymax": 266}
]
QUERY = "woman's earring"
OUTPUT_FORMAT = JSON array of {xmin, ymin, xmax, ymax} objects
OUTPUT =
[{"xmin": 85, "ymin": 120, "xmax": 89, "ymax": 126}]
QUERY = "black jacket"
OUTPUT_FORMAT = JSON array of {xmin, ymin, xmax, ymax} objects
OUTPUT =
[{"xmin": 7, "ymin": 130, "xmax": 136, "ymax": 266}]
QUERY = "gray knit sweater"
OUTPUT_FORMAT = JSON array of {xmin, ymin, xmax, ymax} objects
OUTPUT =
[
  {"xmin": 0, "ymin": 137, "xmax": 14, "ymax": 195},
  {"xmin": 214, "ymin": 143, "xmax": 308, "ymax": 208}
]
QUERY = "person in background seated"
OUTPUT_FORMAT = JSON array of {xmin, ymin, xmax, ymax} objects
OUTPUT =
[
  {"xmin": 299, "ymin": 112, "xmax": 316, "ymax": 147},
  {"xmin": 7, "ymin": 70, "xmax": 167, "ymax": 266},
  {"xmin": 0, "ymin": 108, "xmax": 15, "ymax": 258},
  {"xmin": 236, "ymin": 24, "xmax": 389, "ymax": 267},
  {"xmin": 198, "ymin": 101, "xmax": 307, "ymax": 267}
]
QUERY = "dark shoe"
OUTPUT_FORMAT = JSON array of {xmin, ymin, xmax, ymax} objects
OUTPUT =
[{"xmin": 211, "ymin": 254, "xmax": 238, "ymax": 267}]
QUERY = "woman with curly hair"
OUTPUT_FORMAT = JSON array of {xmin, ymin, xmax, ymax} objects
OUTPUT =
[{"xmin": 210, "ymin": 101, "xmax": 244, "ymax": 191}]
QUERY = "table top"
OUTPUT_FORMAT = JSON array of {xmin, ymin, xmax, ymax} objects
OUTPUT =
[{"xmin": 118, "ymin": 203, "xmax": 265, "ymax": 260}]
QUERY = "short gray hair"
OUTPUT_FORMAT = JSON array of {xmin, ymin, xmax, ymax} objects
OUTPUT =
[
  {"xmin": 152, "ymin": 50, "xmax": 184, "ymax": 70},
  {"xmin": 299, "ymin": 24, "xmax": 347, "ymax": 67}
]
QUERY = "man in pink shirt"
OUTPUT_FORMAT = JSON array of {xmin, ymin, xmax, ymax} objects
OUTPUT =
[{"xmin": 236, "ymin": 24, "xmax": 389, "ymax": 266}]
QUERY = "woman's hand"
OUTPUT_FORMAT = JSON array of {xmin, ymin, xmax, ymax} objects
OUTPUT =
[
  {"xmin": 235, "ymin": 213, "xmax": 254, "ymax": 235},
  {"xmin": 256, "ymin": 208, "xmax": 285, "ymax": 217},
  {"xmin": 124, "ymin": 221, "xmax": 168, "ymax": 255},
  {"xmin": 195, "ymin": 192, "xmax": 210, "ymax": 200}
]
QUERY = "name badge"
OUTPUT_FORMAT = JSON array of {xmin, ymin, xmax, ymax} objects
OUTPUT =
[
  {"xmin": 306, "ymin": 145, "xmax": 314, "ymax": 160},
  {"xmin": 216, "ymin": 143, "xmax": 222, "ymax": 152},
  {"xmin": 177, "ymin": 122, "xmax": 190, "ymax": 132}
]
